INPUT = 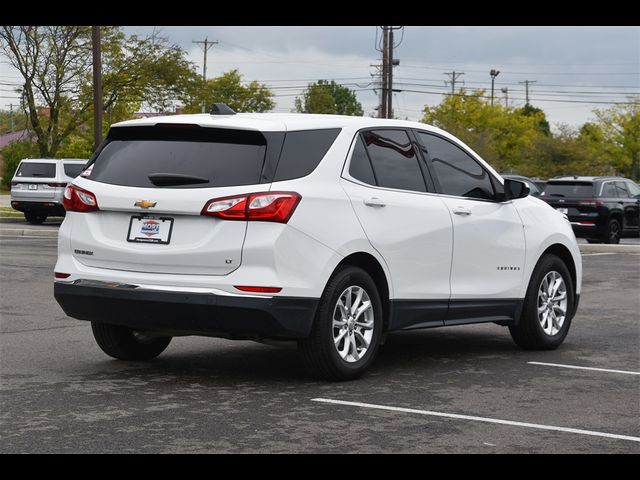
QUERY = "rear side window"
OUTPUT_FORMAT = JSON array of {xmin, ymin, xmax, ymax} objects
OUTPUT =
[
  {"xmin": 601, "ymin": 182, "xmax": 617, "ymax": 197},
  {"xmin": 88, "ymin": 126, "xmax": 267, "ymax": 188},
  {"xmin": 361, "ymin": 129, "xmax": 426, "ymax": 192},
  {"xmin": 273, "ymin": 129, "xmax": 341, "ymax": 182},
  {"xmin": 418, "ymin": 132, "xmax": 495, "ymax": 200},
  {"xmin": 15, "ymin": 162, "xmax": 56, "ymax": 178},
  {"xmin": 543, "ymin": 182, "xmax": 594, "ymax": 198},
  {"xmin": 348, "ymin": 136, "xmax": 376, "ymax": 185},
  {"xmin": 64, "ymin": 164, "xmax": 85, "ymax": 178}
]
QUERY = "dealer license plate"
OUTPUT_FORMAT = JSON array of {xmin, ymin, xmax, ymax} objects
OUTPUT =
[{"xmin": 127, "ymin": 216, "xmax": 174, "ymax": 244}]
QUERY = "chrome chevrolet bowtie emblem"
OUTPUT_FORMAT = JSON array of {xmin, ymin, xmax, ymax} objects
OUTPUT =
[{"xmin": 134, "ymin": 200, "xmax": 157, "ymax": 209}]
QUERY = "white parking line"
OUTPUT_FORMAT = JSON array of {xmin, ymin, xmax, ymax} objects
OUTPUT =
[
  {"xmin": 528, "ymin": 361, "xmax": 640, "ymax": 376},
  {"xmin": 581, "ymin": 253, "xmax": 616, "ymax": 257},
  {"xmin": 311, "ymin": 398, "xmax": 640, "ymax": 443}
]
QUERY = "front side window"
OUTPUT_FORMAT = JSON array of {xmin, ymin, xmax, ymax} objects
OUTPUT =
[
  {"xmin": 417, "ymin": 132, "xmax": 495, "ymax": 200},
  {"xmin": 626, "ymin": 181, "xmax": 640, "ymax": 197},
  {"xmin": 361, "ymin": 129, "xmax": 426, "ymax": 192},
  {"xmin": 614, "ymin": 181, "xmax": 630, "ymax": 198}
]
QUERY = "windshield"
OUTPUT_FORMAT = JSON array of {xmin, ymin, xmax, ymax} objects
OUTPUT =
[
  {"xmin": 15, "ymin": 162, "xmax": 56, "ymax": 178},
  {"xmin": 88, "ymin": 126, "xmax": 268, "ymax": 189},
  {"xmin": 542, "ymin": 182, "xmax": 594, "ymax": 198}
]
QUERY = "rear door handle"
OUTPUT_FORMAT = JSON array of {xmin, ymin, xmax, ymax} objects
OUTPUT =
[
  {"xmin": 452, "ymin": 206, "xmax": 472, "ymax": 216},
  {"xmin": 364, "ymin": 197, "xmax": 386, "ymax": 207}
]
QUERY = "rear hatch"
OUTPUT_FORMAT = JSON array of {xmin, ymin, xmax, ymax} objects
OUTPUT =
[
  {"xmin": 11, "ymin": 161, "xmax": 58, "ymax": 200},
  {"xmin": 69, "ymin": 125, "xmax": 275, "ymax": 276},
  {"xmin": 539, "ymin": 181, "xmax": 598, "ymax": 220}
]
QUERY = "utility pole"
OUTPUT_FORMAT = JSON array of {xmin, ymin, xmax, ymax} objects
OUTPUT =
[
  {"xmin": 444, "ymin": 71, "xmax": 464, "ymax": 96},
  {"xmin": 92, "ymin": 26, "xmax": 102, "ymax": 151},
  {"xmin": 193, "ymin": 37, "xmax": 219, "ymax": 113},
  {"xmin": 489, "ymin": 69, "xmax": 500, "ymax": 106},
  {"xmin": 501, "ymin": 87, "xmax": 509, "ymax": 107},
  {"xmin": 9, "ymin": 103, "xmax": 14, "ymax": 132},
  {"xmin": 381, "ymin": 28, "xmax": 389, "ymax": 119},
  {"xmin": 519, "ymin": 80, "xmax": 537, "ymax": 105}
]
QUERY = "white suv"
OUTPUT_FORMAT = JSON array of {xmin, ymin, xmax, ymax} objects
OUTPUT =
[
  {"xmin": 53, "ymin": 110, "xmax": 582, "ymax": 380},
  {"xmin": 11, "ymin": 158, "xmax": 87, "ymax": 224}
]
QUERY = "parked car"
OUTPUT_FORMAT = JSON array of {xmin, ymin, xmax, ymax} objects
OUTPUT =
[
  {"xmin": 540, "ymin": 176, "xmax": 640, "ymax": 244},
  {"xmin": 53, "ymin": 109, "xmax": 582, "ymax": 380},
  {"xmin": 532, "ymin": 178, "xmax": 547, "ymax": 193},
  {"xmin": 500, "ymin": 174, "xmax": 542, "ymax": 197},
  {"xmin": 11, "ymin": 158, "xmax": 88, "ymax": 224}
]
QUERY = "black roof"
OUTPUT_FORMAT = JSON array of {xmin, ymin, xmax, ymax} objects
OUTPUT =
[{"xmin": 548, "ymin": 175, "xmax": 630, "ymax": 183}]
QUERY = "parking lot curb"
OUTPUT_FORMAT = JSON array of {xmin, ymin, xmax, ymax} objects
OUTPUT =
[
  {"xmin": 0, "ymin": 227, "xmax": 58, "ymax": 237},
  {"xmin": 578, "ymin": 244, "xmax": 640, "ymax": 253}
]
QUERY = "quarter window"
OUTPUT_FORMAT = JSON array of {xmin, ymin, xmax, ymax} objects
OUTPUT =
[
  {"xmin": 417, "ymin": 132, "xmax": 495, "ymax": 200},
  {"xmin": 348, "ymin": 136, "xmax": 376, "ymax": 186},
  {"xmin": 614, "ymin": 181, "xmax": 630, "ymax": 198},
  {"xmin": 361, "ymin": 130, "xmax": 426, "ymax": 192}
]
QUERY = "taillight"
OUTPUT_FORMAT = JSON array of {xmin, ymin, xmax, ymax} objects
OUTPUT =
[
  {"xmin": 54, "ymin": 272, "xmax": 70, "ymax": 279},
  {"xmin": 201, "ymin": 191, "xmax": 301, "ymax": 223},
  {"xmin": 47, "ymin": 182, "xmax": 67, "ymax": 187},
  {"xmin": 234, "ymin": 286, "xmax": 282, "ymax": 293},
  {"xmin": 63, "ymin": 184, "xmax": 99, "ymax": 212}
]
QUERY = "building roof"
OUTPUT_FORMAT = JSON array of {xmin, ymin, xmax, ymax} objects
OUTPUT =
[{"xmin": 0, "ymin": 129, "xmax": 30, "ymax": 150}]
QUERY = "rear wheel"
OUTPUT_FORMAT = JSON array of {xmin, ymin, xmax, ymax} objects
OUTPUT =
[
  {"xmin": 509, "ymin": 254, "xmax": 574, "ymax": 350},
  {"xmin": 25, "ymin": 212, "xmax": 47, "ymax": 224},
  {"xmin": 91, "ymin": 322, "xmax": 172, "ymax": 360},
  {"xmin": 603, "ymin": 218, "xmax": 621, "ymax": 244},
  {"xmin": 298, "ymin": 266, "xmax": 383, "ymax": 381}
]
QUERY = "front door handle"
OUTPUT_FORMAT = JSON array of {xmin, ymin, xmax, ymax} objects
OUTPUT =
[
  {"xmin": 452, "ymin": 206, "xmax": 472, "ymax": 216},
  {"xmin": 364, "ymin": 197, "xmax": 386, "ymax": 208}
]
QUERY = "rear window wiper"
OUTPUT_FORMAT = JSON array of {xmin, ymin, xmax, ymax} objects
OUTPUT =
[{"xmin": 148, "ymin": 173, "xmax": 210, "ymax": 186}]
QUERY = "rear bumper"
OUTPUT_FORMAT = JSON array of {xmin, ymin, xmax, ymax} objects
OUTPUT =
[
  {"xmin": 570, "ymin": 223, "xmax": 603, "ymax": 238},
  {"xmin": 54, "ymin": 281, "xmax": 319, "ymax": 339},
  {"xmin": 11, "ymin": 200, "xmax": 65, "ymax": 216}
]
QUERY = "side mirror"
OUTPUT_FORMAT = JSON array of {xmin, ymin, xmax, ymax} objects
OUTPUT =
[{"xmin": 504, "ymin": 179, "xmax": 530, "ymax": 200}]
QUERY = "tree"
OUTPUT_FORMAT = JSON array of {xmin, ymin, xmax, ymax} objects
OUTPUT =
[
  {"xmin": 519, "ymin": 104, "xmax": 551, "ymax": 136},
  {"xmin": 0, "ymin": 26, "xmax": 198, "ymax": 158},
  {"xmin": 592, "ymin": 98, "xmax": 640, "ymax": 181},
  {"xmin": 182, "ymin": 70, "xmax": 274, "ymax": 114},
  {"xmin": 0, "ymin": 109, "xmax": 28, "ymax": 134},
  {"xmin": 421, "ymin": 89, "xmax": 545, "ymax": 173},
  {"xmin": 295, "ymin": 80, "xmax": 363, "ymax": 116}
]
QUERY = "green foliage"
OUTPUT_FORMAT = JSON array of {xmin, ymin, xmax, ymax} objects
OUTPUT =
[
  {"xmin": 421, "ymin": 90, "xmax": 640, "ymax": 180},
  {"xmin": 0, "ymin": 26, "xmax": 198, "ymax": 158},
  {"xmin": 182, "ymin": 70, "xmax": 274, "ymax": 114},
  {"xmin": 1, "ymin": 139, "xmax": 40, "ymax": 188},
  {"xmin": 295, "ymin": 80, "xmax": 364, "ymax": 116},
  {"xmin": 0, "ymin": 109, "xmax": 28, "ymax": 134}
]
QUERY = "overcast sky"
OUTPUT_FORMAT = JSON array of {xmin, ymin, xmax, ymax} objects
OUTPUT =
[{"xmin": 1, "ymin": 26, "xmax": 638, "ymax": 128}]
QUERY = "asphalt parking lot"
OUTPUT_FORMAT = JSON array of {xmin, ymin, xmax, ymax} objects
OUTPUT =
[{"xmin": 0, "ymin": 236, "xmax": 638, "ymax": 453}]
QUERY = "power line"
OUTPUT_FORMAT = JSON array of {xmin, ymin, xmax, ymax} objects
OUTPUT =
[
  {"xmin": 443, "ymin": 71, "xmax": 465, "ymax": 95},
  {"xmin": 519, "ymin": 80, "xmax": 537, "ymax": 105}
]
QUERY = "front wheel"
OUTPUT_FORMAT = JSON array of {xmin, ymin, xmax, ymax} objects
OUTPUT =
[
  {"xmin": 91, "ymin": 322, "xmax": 172, "ymax": 360},
  {"xmin": 509, "ymin": 254, "xmax": 574, "ymax": 350},
  {"xmin": 603, "ymin": 218, "xmax": 621, "ymax": 244},
  {"xmin": 298, "ymin": 266, "xmax": 383, "ymax": 381}
]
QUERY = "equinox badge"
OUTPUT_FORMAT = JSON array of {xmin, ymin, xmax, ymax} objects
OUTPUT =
[{"xmin": 134, "ymin": 200, "xmax": 157, "ymax": 209}]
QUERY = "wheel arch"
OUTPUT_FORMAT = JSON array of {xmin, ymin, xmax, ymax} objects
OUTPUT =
[
  {"xmin": 334, "ymin": 252, "xmax": 391, "ymax": 330},
  {"xmin": 540, "ymin": 243, "xmax": 577, "ymax": 295}
]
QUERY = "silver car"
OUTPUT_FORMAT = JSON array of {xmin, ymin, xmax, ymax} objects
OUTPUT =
[{"xmin": 11, "ymin": 158, "xmax": 88, "ymax": 224}]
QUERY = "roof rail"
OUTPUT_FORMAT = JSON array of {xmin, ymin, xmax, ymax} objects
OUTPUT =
[{"xmin": 210, "ymin": 103, "xmax": 236, "ymax": 115}]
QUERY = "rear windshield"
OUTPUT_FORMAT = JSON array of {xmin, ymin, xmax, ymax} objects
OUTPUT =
[
  {"xmin": 64, "ymin": 163, "xmax": 85, "ymax": 178},
  {"xmin": 543, "ymin": 182, "xmax": 594, "ymax": 198},
  {"xmin": 88, "ymin": 126, "xmax": 268, "ymax": 188},
  {"xmin": 15, "ymin": 162, "xmax": 56, "ymax": 179}
]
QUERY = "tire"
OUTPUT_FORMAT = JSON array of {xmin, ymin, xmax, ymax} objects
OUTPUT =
[
  {"xmin": 603, "ymin": 218, "xmax": 621, "ymax": 244},
  {"xmin": 25, "ymin": 212, "xmax": 47, "ymax": 224},
  {"xmin": 91, "ymin": 322, "xmax": 172, "ymax": 360},
  {"xmin": 298, "ymin": 266, "xmax": 383, "ymax": 381},
  {"xmin": 509, "ymin": 254, "xmax": 574, "ymax": 350}
]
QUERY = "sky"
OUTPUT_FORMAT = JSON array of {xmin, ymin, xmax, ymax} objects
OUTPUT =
[{"xmin": 1, "ymin": 26, "xmax": 638, "ymax": 129}]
